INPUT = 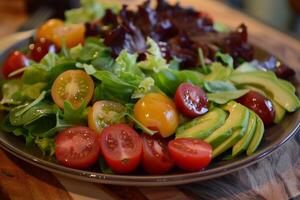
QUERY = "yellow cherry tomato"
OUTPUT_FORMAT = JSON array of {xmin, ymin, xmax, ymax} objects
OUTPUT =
[
  {"xmin": 88, "ymin": 101, "xmax": 126, "ymax": 133},
  {"xmin": 36, "ymin": 19, "xmax": 64, "ymax": 41},
  {"xmin": 134, "ymin": 93, "xmax": 179, "ymax": 137},
  {"xmin": 52, "ymin": 24, "xmax": 85, "ymax": 48},
  {"xmin": 51, "ymin": 70, "xmax": 94, "ymax": 109}
]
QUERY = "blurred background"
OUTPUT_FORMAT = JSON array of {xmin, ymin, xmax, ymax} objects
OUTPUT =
[{"xmin": 1, "ymin": 0, "xmax": 300, "ymax": 39}]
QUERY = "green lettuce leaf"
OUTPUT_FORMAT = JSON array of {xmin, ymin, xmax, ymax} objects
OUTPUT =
[
  {"xmin": 204, "ymin": 81, "xmax": 236, "ymax": 93},
  {"xmin": 215, "ymin": 52, "xmax": 234, "ymax": 68},
  {"xmin": 132, "ymin": 77, "xmax": 155, "ymax": 99},
  {"xmin": 137, "ymin": 37, "xmax": 168, "ymax": 72},
  {"xmin": 93, "ymin": 71, "xmax": 138, "ymax": 103},
  {"xmin": 207, "ymin": 89, "xmax": 249, "ymax": 104},
  {"xmin": 0, "ymin": 79, "xmax": 23, "ymax": 105}
]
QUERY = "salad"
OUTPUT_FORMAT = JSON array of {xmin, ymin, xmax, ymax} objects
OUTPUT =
[{"xmin": 0, "ymin": 0, "xmax": 299, "ymax": 175}]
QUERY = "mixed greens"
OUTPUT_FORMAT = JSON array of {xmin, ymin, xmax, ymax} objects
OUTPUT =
[{"xmin": 0, "ymin": 0, "xmax": 299, "ymax": 174}]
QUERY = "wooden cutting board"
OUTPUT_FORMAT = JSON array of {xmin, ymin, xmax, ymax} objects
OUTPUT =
[{"xmin": 1, "ymin": 0, "xmax": 300, "ymax": 199}]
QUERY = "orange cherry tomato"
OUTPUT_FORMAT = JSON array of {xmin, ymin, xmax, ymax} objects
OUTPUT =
[
  {"xmin": 51, "ymin": 70, "xmax": 94, "ymax": 109},
  {"xmin": 52, "ymin": 24, "xmax": 85, "ymax": 48},
  {"xmin": 88, "ymin": 100, "xmax": 126, "ymax": 133},
  {"xmin": 36, "ymin": 19, "xmax": 64, "ymax": 41},
  {"xmin": 134, "ymin": 93, "xmax": 179, "ymax": 138}
]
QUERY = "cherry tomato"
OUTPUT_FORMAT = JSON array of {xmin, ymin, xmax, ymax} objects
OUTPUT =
[
  {"xmin": 174, "ymin": 83, "xmax": 208, "ymax": 118},
  {"xmin": 100, "ymin": 124, "xmax": 142, "ymax": 174},
  {"xmin": 141, "ymin": 134, "xmax": 174, "ymax": 174},
  {"xmin": 51, "ymin": 70, "xmax": 94, "ymax": 109},
  {"xmin": 2, "ymin": 51, "xmax": 29, "ymax": 79},
  {"xmin": 52, "ymin": 24, "xmax": 85, "ymax": 48},
  {"xmin": 134, "ymin": 93, "xmax": 179, "ymax": 138},
  {"xmin": 55, "ymin": 126, "xmax": 101, "ymax": 169},
  {"xmin": 28, "ymin": 38, "xmax": 56, "ymax": 62},
  {"xmin": 237, "ymin": 91, "xmax": 275, "ymax": 125},
  {"xmin": 36, "ymin": 19, "xmax": 64, "ymax": 41},
  {"xmin": 88, "ymin": 101, "xmax": 126, "ymax": 133},
  {"xmin": 168, "ymin": 138, "xmax": 212, "ymax": 172}
]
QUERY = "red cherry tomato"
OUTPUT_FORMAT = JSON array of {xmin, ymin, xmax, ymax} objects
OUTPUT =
[
  {"xmin": 168, "ymin": 138, "xmax": 212, "ymax": 172},
  {"xmin": 55, "ymin": 126, "xmax": 101, "ymax": 169},
  {"xmin": 29, "ymin": 38, "xmax": 56, "ymax": 62},
  {"xmin": 141, "ymin": 134, "xmax": 174, "ymax": 175},
  {"xmin": 100, "ymin": 124, "xmax": 142, "ymax": 174},
  {"xmin": 2, "ymin": 51, "xmax": 29, "ymax": 79},
  {"xmin": 237, "ymin": 91, "xmax": 275, "ymax": 125},
  {"xmin": 174, "ymin": 83, "xmax": 208, "ymax": 118}
]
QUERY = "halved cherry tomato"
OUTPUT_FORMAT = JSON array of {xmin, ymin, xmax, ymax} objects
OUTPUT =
[
  {"xmin": 174, "ymin": 83, "xmax": 208, "ymax": 118},
  {"xmin": 51, "ymin": 70, "xmax": 94, "ymax": 109},
  {"xmin": 134, "ymin": 93, "xmax": 179, "ymax": 138},
  {"xmin": 141, "ymin": 134, "xmax": 174, "ymax": 175},
  {"xmin": 29, "ymin": 38, "xmax": 56, "ymax": 62},
  {"xmin": 52, "ymin": 24, "xmax": 85, "ymax": 48},
  {"xmin": 88, "ymin": 100, "xmax": 126, "ymax": 133},
  {"xmin": 2, "ymin": 51, "xmax": 29, "ymax": 79},
  {"xmin": 237, "ymin": 91, "xmax": 275, "ymax": 125},
  {"xmin": 55, "ymin": 126, "xmax": 101, "ymax": 169},
  {"xmin": 168, "ymin": 138, "xmax": 212, "ymax": 172},
  {"xmin": 100, "ymin": 124, "xmax": 142, "ymax": 174},
  {"xmin": 36, "ymin": 19, "xmax": 64, "ymax": 41}
]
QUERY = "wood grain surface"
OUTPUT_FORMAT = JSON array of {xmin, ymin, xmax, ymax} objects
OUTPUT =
[{"xmin": 1, "ymin": 0, "xmax": 300, "ymax": 200}]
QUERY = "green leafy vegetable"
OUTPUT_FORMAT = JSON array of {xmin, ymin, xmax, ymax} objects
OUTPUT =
[
  {"xmin": 93, "ymin": 71, "xmax": 138, "ymax": 103},
  {"xmin": 215, "ymin": 52, "xmax": 234, "ymax": 68},
  {"xmin": 115, "ymin": 50, "xmax": 143, "ymax": 77},
  {"xmin": 14, "ymin": 91, "xmax": 46, "ymax": 117},
  {"xmin": 40, "ymin": 52, "xmax": 59, "ymax": 70},
  {"xmin": 63, "ymin": 101, "xmax": 89, "ymax": 125},
  {"xmin": 137, "ymin": 37, "xmax": 169, "ymax": 72},
  {"xmin": 9, "ymin": 102, "xmax": 56, "ymax": 126},
  {"xmin": 22, "ymin": 65, "xmax": 49, "ymax": 84},
  {"xmin": 75, "ymin": 63, "xmax": 97, "ymax": 75},
  {"xmin": 204, "ymin": 81, "xmax": 236, "ymax": 93},
  {"xmin": 132, "ymin": 77, "xmax": 155, "ymax": 99},
  {"xmin": 0, "ymin": 79, "xmax": 23, "ymax": 105},
  {"xmin": 35, "ymin": 138, "xmax": 55, "ymax": 156},
  {"xmin": 65, "ymin": 0, "xmax": 105, "ymax": 24},
  {"xmin": 207, "ymin": 89, "xmax": 249, "ymax": 104},
  {"xmin": 69, "ymin": 44, "xmax": 82, "ymax": 59},
  {"xmin": 198, "ymin": 48, "xmax": 210, "ymax": 74},
  {"xmin": 78, "ymin": 38, "xmax": 111, "ymax": 62}
]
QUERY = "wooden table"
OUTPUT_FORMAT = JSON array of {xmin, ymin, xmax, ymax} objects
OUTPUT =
[{"xmin": 1, "ymin": 0, "xmax": 300, "ymax": 199}]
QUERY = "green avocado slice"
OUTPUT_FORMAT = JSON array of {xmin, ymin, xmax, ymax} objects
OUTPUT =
[
  {"xmin": 176, "ymin": 108, "xmax": 227, "ymax": 139},
  {"xmin": 204, "ymin": 101, "xmax": 249, "ymax": 148},
  {"xmin": 246, "ymin": 115, "xmax": 265, "ymax": 156},
  {"xmin": 230, "ymin": 72, "xmax": 300, "ymax": 112},
  {"xmin": 232, "ymin": 111, "xmax": 257, "ymax": 157},
  {"xmin": 212, "ymin": 127, "xmax": 246, "ymax": 158}
]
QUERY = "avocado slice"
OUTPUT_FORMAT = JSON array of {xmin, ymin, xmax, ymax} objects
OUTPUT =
[
  {"xmin": 230, "ymin": 72, "xmax": 300, "ymax": 112},
  {"xmin": 204, "ymin": 101, "xmax": 249, "ymax": 148},
  {"xmin": 212, "ymin": 127, "xmax": 246, "ymax": 158},
  {"xmin": 243, "ymin": 85, "xmax": 286, "ymax": 123},
  {"xmin": 232, "ymin": 111, "xmax": 257, "ymax": 157},
  {"xmin": 246, "ymin": 115, "xmax": 265, "ymax": 155},
  {"xmin": 176, "ymin": 108, "xmax": 227, "ymax": 139},
  {"xmin": 251, "ymin": 71, "xmax": 296, "ymax": 94}
]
